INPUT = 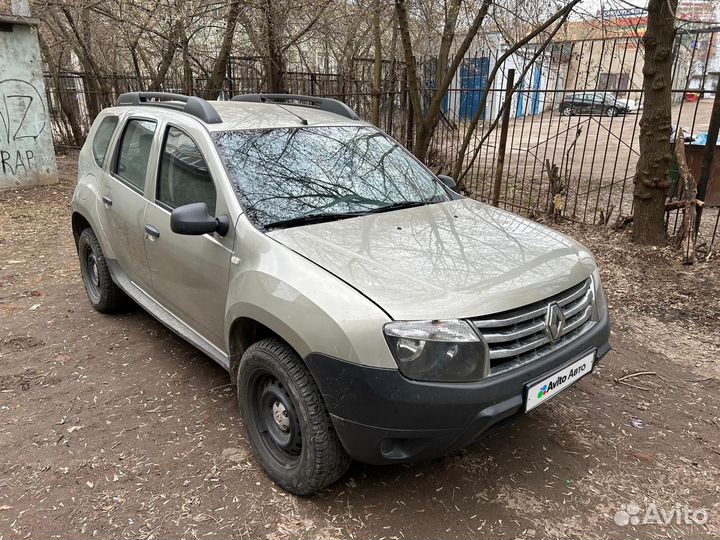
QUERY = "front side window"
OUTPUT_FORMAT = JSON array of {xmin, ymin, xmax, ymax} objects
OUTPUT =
[
  {"xmin": 212, "ymin": 126, "xmax": 449, "ymax": 229},
  {"xmin": 114, "ymin": 119, "xmax": 156, "ymax": 192},
  {"xmin": 157, "ymin": 127, "xmax": 216, "ymax": 215},
  {"xmin": 92, "ymin": 116, "xmax": 118, "ymax": 167}
]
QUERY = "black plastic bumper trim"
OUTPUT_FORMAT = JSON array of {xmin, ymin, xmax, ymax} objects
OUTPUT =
[{"xmin": 305, "ymin": 308, "xmax": 610, "ymax": 464}]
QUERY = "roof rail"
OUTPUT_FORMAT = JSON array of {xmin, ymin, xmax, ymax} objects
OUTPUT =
[
  {"xmin": 231, "ymin": 93, "xmax": 360, "ymax": 121},
  {"xmin": 115, "ymin": 92, "xmax": 222, "ymax": 124}
]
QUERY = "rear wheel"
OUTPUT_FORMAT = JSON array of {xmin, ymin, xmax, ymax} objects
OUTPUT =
[
  {"xmin": 237, "ymin": 338, "xmax": 350, "ymax": 495},
  {"xmin": 78, "ymin": 228, "xmax": 125, "ymax": 313},
  {"xmin": 561, "ymin": 105, "xmax": 573, "ymax": 116}
]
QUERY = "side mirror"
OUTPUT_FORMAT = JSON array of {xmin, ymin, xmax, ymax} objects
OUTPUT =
[
  {"xmin": 170, "ymin": 202, "xmax": 229, "ymax": 236},
  {"xmin": 437, "ymin": 174, "xmax": 459, "ymax": 193}
]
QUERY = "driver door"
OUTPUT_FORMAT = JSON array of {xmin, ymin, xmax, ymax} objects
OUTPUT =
[{"xmin": 143, "ymin": 125, "xmax": 233, "ymax": 349}]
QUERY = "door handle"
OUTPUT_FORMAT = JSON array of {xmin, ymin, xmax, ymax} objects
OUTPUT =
[
  {"xmin": 144, "ymin": 225, "xmax": 160, "ymax": 239},
  {"xmin": 102, "ymin": 195, "xmax": 113, "ymax": 207}
]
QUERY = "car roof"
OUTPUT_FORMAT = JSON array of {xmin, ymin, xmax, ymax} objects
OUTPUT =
[
  {"xmin": 106, "ymin": 99, "xmax": 370, "ymax": 132},
  {"xmin": 207, "ymin": 101, "xmax": 368, "ymax": 131}
]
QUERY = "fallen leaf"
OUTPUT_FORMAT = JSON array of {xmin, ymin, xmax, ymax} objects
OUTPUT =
[{"xmin": 631, "ymin": 450, "xmax": 654, "ymax": 463}]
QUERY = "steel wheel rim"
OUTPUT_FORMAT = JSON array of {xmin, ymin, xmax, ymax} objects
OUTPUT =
[
  {"xmin": 83, "ymin": 245, "xmax": 101, "ymax": 302},
  {"xmin": 249, "ymin": 371, "xmax": 302, "ymax": 468}
]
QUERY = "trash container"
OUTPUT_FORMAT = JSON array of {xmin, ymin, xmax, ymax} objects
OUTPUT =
[{"xmin": 685, "ymin": 143, "xmax": 720, "ymax": 207}]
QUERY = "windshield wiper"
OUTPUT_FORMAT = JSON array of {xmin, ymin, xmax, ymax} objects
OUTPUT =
[
  {"xmin": 263, "ymin": 212, "xmax": 364, "ymax": 231},
  {"xmin": 263, "ymin": 200, "xmax": 440, "ymax": 231},
  {"xmin": 363, "ymin": 200, "xmax": 433, "ymax": 215}
]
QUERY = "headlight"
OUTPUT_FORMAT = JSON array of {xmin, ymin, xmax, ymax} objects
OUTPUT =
[
  {"xmin": 591, "ymin": 268, "xmax": 608, "ymax": 321},
  {"xmin": 383, "ymin": 320, "xmax": 489, "ymax": 382}
]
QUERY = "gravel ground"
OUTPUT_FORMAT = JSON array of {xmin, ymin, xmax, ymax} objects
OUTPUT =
[{"xmin": 1, "ymin": 154, "xmax": 719, "ymax": 539}]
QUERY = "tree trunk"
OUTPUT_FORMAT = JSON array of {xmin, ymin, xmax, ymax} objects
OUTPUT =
[
  {"xmin": 149, "ymin": 20, "xmax": 182, "ymax": 92},
  {"xmin": 263, "ymin": 0, "xmax": 287, "ymax": 93},
  {"xmin": 60, "ymin": 7, "xmax": 105, "ymax": 118},
  {"xmin": 632, "ymin": 0, "xmax": 677, "ymax": 244},
  {"xmin": 395, "ymin": 0, "xmax": 422, "ymax": 134},
  {"xmin": 182, "ymin": 33, "xmax": 193, "ymax": 95},
  {"xmin": 396, "ymin": 0, "xmax": 490, "ymax": 162},
  {"xmin": 451, "ymin": 0, "xmax": 581, "ymax": 181},
  {"xmin": 40, "ymin": 37, "xmax": 85, "ymax": 146},
  {"xmin": 371, "ymin": 0, "xmax": 382, "ymax": 126},
  {"xmin": 436, "ymin": 1, "xmax": 461, "ymax": 90},
  {"xmin": 130, "ymin": 47, "xmax": 145, "ymax": 91},
  {"xmin": 205, "ymin": 0, "xmax": 243, "ymax": 99}
]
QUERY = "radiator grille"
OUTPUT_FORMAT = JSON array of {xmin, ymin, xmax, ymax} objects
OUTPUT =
[{"xmin": 472, "ymin": 278, "xmax": 595, "ymax": 375}]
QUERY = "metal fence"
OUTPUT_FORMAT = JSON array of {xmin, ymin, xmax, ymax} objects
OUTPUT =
[{"xmin": 44, "ymin": 28, "xmax": 720, "ymax": 252}]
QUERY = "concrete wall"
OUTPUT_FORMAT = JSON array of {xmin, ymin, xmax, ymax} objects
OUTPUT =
[{"xmin": 0, "ymin": 20, "xmax": 58, "ymax": 189}]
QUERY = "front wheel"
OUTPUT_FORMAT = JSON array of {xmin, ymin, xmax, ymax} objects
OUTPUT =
[
  {"xmin": 604, "ymin": 106, "xmax": 618, "ymax": 117},
  {"xmin": 561, "ymin": 105, "xmax": 573, "ymax": 116},
  {"xmin": 237, "ymin": 338, "xmax": 350, "ymax": 495}
]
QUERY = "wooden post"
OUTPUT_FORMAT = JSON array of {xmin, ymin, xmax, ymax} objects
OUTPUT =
[{"xmin": 492, "ymin": 69, "xmax": 515, "ymax": 207}]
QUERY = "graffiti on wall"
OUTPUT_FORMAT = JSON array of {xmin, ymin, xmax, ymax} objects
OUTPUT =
[{"xmin": 0, "ymin": 78, "xmax": 47, "ymax": 177}]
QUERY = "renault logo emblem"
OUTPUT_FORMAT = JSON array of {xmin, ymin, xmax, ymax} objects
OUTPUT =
[{"xmin": 545, "ymin": 302, "xmax": 566, "ymax": 342}]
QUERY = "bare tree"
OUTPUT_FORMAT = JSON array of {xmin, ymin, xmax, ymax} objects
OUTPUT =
[
  {"xmin": 205, "ymin": 0, "xmax": 245, "ymax": 99},
  {"xmin": 395, "ymin": 0, "xmax": 492, "ymax": 161},
  {"xmin": 452, "ymin": 0, "xmax": 581, "ymax": 184},
  {"xmin": 371, "ymin": 0, "xmax": 382, "ymax": 125},
  {"xmin": 632, "ymin": 0, "xmax": 678, "ymax": 244}
]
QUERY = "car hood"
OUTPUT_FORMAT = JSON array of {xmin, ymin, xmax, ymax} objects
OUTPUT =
[{"xmin": 267, "ymin": 199, "xmax": 596, "ymax": 320}]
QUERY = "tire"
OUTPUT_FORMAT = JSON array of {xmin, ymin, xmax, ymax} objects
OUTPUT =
[
  {"xmin": 78, "ymin": 228, "xmax": 125, "ymax": 313},
  {"xmin": 237, "ymin": 338, "xmax": 351, "ymax": 495},
  {"xmin": 605, "ymin": 106, "xmax": 618, "ymax": 117},
  {"xmin": 561, "ymin": 105, "xmax": 573, "ymax": 116}
]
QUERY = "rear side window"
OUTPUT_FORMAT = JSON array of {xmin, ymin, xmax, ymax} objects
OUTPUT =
[
  {"xmin": 114, "ymin": 119, "xmax": 157, "ymax": 192},
  {"xmin": 92, "ymin": 116, "xmax": 118, "ymax": 167},
  {"xmin": 157, "ymin": 126, "xmax": 216, "ymax": 216}
]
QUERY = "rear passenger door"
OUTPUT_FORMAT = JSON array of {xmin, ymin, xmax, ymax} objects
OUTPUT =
[
  {"xmin": 590, "ymin": 94, "xmax": 605, "ymax": 115},
  {"xmin": 577, "ymin": 94, "xmax": 592, "ymax": 115},
  {"xmin": 143, "ymin": 125, "xmax": 233, "ymax": 348},
  {"xmin": 99, "ymin": 117, "xmax": 157, "ymax": 289}
]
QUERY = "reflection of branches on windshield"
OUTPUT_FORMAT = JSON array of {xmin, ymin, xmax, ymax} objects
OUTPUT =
[{"xmin": 212, "ymin": 126, "xmax": 448, "ymax": 226}]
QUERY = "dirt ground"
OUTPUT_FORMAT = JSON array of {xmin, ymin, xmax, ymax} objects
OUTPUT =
[{"xmin": 1, "ymin": 154, "xmax": 719, "ymax": 539}]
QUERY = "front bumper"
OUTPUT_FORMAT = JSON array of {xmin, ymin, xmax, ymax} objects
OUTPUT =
[{"xmin": 305, "ymin": 308, "xmax": 610, "ymax": 465}]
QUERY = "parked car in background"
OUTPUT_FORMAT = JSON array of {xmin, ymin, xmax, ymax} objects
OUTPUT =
[
  {"xmin": 71, "ymin": 92, "xmax": 611, "ymax": 495},
  {"xmin": 612, "ymin": 95, "xmax": 641, "ymax": 112},
  {"xmin": 559, "ymin": 92, "xmax": 632, "ymax": 117}
]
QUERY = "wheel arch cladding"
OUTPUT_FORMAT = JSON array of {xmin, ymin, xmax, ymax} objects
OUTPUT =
[
  {"xmin": 228, "ymin": 317, "xmax": 304, "ymax": 385},
  {"xmin": 71, "ymin": 211, "xmax": 92, "ymax": 249}
]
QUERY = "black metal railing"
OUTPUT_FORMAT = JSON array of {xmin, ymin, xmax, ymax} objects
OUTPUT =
[{"xmin": 43, "ymin": 28, "xmax": 720, "ymax": 251}]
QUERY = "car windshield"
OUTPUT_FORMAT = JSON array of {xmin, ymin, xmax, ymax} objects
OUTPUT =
[{"xmin": 212, "ymin": 126, "xmax": 450, "ymax": 229}]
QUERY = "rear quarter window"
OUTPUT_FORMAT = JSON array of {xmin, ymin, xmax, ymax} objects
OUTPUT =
[
  {"xmin": 114, "ymin": 119, "xmax": 157, "ymax": 192},
  {"xmin": 92, "ymin": 116, "xmax": 119, "ymax": 167}
]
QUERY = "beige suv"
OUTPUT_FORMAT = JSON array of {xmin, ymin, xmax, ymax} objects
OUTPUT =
[{"xmin": 71, "ymin": 92, "xmax": 610, "ymax": 495}]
